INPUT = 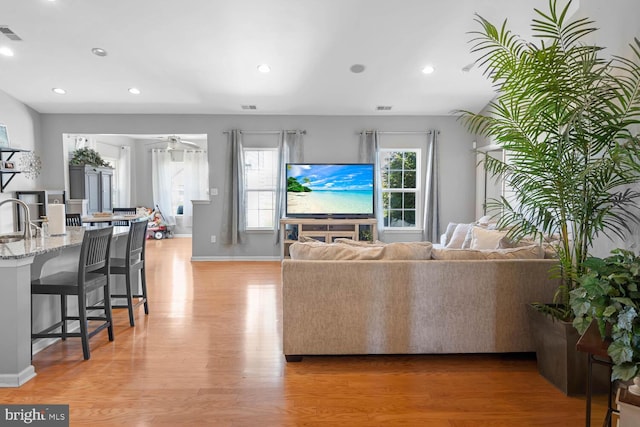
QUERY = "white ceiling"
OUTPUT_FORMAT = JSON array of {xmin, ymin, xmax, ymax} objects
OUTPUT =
[{"xmin": 0, "ymin": 0, "xmax": 575, "ymax": 116}]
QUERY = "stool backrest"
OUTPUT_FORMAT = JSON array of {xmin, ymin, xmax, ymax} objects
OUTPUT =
[
  {"xmin": 78, "ymin": 226, "xmax": 113, "ymax": 283},
  {"xmin": 126, "ymin": 220, "xmax": 148, "ymax": 266},
  {"xmin": 112, "ymin": 207, "xmax": 137, "ymax": 226},
  {"xmin": 66, "ymin": 213, "xmax": 82, "ymax": 226}
]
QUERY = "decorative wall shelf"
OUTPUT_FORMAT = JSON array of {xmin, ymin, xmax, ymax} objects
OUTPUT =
[{"xmin": 0, "ymin": 148, "xmax": 28, "ymax": 192}]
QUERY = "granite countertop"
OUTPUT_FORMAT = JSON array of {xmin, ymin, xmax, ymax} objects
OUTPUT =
[{"xmin": 0, "ymin": 226, "xmax": 129, "ymax": 260}]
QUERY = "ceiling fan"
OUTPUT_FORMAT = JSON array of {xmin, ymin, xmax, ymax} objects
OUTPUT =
[{"xmin": 155, "ymin": 135, "xmax": 200, "ymax": 150}]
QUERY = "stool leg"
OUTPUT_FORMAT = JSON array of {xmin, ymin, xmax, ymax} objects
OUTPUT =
[
  {"xmin": 125, "ymin": 268, "xmax": 135, "ymax": 327},
  {"xmin": 140, "ymin": 265, "xmax": 149, "ymax": 315},
  {"xmin": 104, "ymin": 280, "xmax": 114, "ymax": 341},
  {"xmin": 78, "ymin": 295, "xmax": 90, "ymax": 360},
  {"xmin": 61, "ymin": 295, "xmax": 67, "ymax": 340}
]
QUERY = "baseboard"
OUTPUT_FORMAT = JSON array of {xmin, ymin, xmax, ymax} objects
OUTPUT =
[{"xmin": 191, "ymin": 256, "xmax": 281, "ymax": 262}]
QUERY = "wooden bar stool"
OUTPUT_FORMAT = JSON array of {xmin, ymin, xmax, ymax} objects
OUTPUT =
[
  {"xmin": 31, "ymin": 226, "xmax": 114, "ymax": 360},
  {"xmin": 110, "ymin": 220, "xmax": 149, "ymax": 326}
]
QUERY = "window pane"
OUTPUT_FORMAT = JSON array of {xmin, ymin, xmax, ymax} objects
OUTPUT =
[
  {"xmin": 404, "ymin": 171, "xmax": 416, "ymax": 189},
  {"xmin": 390, "ymin": 192, "xmax": 403, "ymax": 209},
  {"xmin": 404, "ymin": 192, "xmax": 415, "ymax": 209},
  {"xmin": 404, "ymin": 210, "xmax": 416, "ymax": 226},
  {"xmin": 388, "ymin": 171, "xmax": 403, "ymax": 189},
  {"xmin": 404, "ymin": 152, "xmax": 417, "ymax": 170}
]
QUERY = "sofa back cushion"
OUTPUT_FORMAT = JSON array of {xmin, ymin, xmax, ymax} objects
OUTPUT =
[
  {"xmin": 431, "ymin": 245, "xmax": 543, "ymax": 260},
  {"xmin": 289, "ymin": 240, "xmax": 433, "ymax": 260}
]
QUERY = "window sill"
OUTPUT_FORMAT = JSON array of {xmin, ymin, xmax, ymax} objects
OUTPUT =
[{"xmin": 383, "ymin": 228, "xmax": 423, "ymax": 233}]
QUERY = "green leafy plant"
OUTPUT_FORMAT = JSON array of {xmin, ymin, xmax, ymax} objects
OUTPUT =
[
  {"xmin": 69, "ymin": 147, "xmax": 111, "ymax": 167},
  {"xmin": 570, "ymin": 249, "xmax": 640, "ymax": 380},
  {"xmin": 458, "ymin": 0, "xmax": 640, "ymax": 320}
]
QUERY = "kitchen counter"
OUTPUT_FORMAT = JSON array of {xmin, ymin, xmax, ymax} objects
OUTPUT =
[
  {"xmin": 0, "ymin": 226, "xmax": 129, "ymax": 259},
  {"xmin": 0, "ymin": 225, "xmax": 129, "ymax": 387}
]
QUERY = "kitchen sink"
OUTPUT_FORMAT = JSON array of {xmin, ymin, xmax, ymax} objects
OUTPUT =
[{"xmin": 0, "ymin": 235, "xmax": 24, "ymax": 244}]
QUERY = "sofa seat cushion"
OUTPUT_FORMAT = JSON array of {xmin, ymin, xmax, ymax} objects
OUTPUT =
[
  {"xmin": 289, "ymin": 240, "xmax": 433, "ymax": 260},
  {"xmin": 431, "ymin": 245, "xmax": 543, "ymax": 260}
]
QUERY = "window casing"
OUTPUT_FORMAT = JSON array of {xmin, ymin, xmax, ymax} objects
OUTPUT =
[
  {"xmin": 379, "ymin": 149, "xmax": 421, "ymax": 229},
  {"xmin": 244, "ymin": 148, "xmax": 278, "ymax": 230}
]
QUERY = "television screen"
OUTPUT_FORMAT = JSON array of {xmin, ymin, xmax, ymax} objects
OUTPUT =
[{"xmin": 286, "ymin": 163, "xmax": 375, "ymax": 218}]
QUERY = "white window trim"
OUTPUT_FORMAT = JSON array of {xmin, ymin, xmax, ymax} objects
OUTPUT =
[
  {"xmin": 243, "ymin": 147, "xmax": 278, "ymax": 231},
  {"xmin": 378, "ymin": 148, "xmax": 422, "ymax": 231}
]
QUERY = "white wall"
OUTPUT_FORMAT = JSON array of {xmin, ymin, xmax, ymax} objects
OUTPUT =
[
  {"xmin": 38, "ymin": 113, "xmax": 477, "ymax": 258},
  {"xmin": 0, "ymin": 90, "xmax": 41, "ymax": 233}
]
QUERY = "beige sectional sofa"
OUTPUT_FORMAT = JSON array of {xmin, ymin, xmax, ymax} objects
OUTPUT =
[{"xmin": 282, "ymin": 242, "xmax": 559, "ymax": 361}]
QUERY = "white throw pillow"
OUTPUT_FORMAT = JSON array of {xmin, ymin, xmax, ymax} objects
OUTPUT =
[
  {"xmin": 442, "ymin": 222, "xmax": 458, "ymax": 246},
  {"xmin": 446, "ymin": 223, "xmax": 472, "ymax": 249},
  {"xmin": 470, "ymin": 226, "xmax": 508, "ymax": 250}
]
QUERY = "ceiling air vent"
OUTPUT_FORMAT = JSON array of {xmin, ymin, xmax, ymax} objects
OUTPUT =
[
  {"xmin": 0, "ymin": 26, "xmax": 22, "ymax": 41},
  {"xmin": 241, "ymin": 105, "xmax": 257, "ymax": 110},
  {"xmin": 376, "ymin": 105, "xmax": 392, "ymax": 111}
]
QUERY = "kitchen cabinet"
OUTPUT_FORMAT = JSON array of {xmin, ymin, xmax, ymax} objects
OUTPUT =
[{"xmin": 69, "ymin": 165, "xmax": 114, "ymax": 214}]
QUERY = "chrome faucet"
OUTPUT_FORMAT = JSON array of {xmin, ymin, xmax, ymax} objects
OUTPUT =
[{"xmin": 0, "ymin": 198, "xmax": 36, "ymax": 239}]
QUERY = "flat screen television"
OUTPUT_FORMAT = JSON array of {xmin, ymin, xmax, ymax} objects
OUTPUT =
[{"xmin": 286, "ymin": 163, "xmax": 375, "ymax": 218}]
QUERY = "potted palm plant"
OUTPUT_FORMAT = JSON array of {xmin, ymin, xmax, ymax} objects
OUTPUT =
[{"xmin": 459, "ymin": 0, "xmax": 640, "ymax": 394}]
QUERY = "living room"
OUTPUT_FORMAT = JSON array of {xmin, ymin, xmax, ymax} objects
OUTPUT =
[{"xmin": 1, "ymin": 0, "xmax": 640, "ymax": 425}]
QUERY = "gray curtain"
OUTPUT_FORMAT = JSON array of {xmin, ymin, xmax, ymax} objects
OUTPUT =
[
  {"xmin": 423, "ymin": 130, "xmax": 440, "ymax": 242},
  {"xmin": 275, "ymin": 130, "xmax": 304, "ymax": 243},
  {"xmin": 358, "ymin": 130, "xmax": 384, "ymax": 233},
  {"xmin": 223, "ymin": 130, "xmax": 245, "ymax": 245}
]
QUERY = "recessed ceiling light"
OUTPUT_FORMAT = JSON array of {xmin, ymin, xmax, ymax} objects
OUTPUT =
[
  {"xmin": 422, "ymin": 65, "xmax": 435, "ymax": 74},
  {"xmin": 257, "ymin": 64, "xmax": 271, "ymax": 73},
  {"xmin": 128, "ymin": 87, "xmax": 141, "ymax": 95},
  {"xmin": 350, "ymin": 64, "xmax": 366, "ymax": 74},
  {"xmin": 0, "ymin": 47, "xmax": 14, "ymax": 57},
  {"xmin": 91, "ymin": 47, "xmax": 108, "ymax": 57},
  {"xmin": 52, "ymin": 88, "xmax": 66, "ymax": 95}
]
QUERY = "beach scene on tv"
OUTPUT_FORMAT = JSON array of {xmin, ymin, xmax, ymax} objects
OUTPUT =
[{"xmin": 286, "ymin": 164, "xmax": 374, "ymax": 215}]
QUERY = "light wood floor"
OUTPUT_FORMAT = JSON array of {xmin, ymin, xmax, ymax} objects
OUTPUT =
[{"xmin": 0, "ymin": 238, "xmax": 610, "ymax": 426}]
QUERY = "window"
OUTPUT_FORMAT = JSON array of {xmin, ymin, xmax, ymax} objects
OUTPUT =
[
  {"xmin": 379, "ymin": 149, "xmax": 421, "ymax": 228},
  {"xmin": 244, "ymin": 148, "xmax": 278, "ymax": 229},
  {"xmin": 169, "ymin": 163, "xmax": 185, "ymax": 215}
]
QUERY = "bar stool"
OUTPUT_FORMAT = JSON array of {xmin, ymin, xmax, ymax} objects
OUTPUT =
[
  {"xmin": 110, "ymin": 219, "xmax": 149, "ymax": 326},
  {"xmin": 31, "ymin": 226, "xmax": 114, "ymax": 360},
  {"xmin": 65, "ymin": 213, "xmax": 82, "ymax": 226},
  {"xmin": 112, "ymin": 207, "xmax": 137, "ymax": 226}
]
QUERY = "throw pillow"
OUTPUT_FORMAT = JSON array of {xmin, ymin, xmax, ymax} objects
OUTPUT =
[
  {"xmin": 470, "ymin": 226, "xmax": 508, "ymax": 250},
  {"xmin": 442, "ymin": 222, "xmax": 458, "ymax": 246},
  {"xmin": 446, "ymin": 223, "xmax": 472, "ymax": 249}
]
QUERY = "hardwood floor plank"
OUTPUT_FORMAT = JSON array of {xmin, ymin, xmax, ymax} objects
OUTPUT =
[{"xmin": 0, "ymin": 238, "xmax": 611, "ymax": 426}]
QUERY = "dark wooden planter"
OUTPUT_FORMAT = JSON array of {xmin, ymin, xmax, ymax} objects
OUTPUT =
[{"xmin": 526, "ymin": 304, "xmax": 611, "ymax": 396}]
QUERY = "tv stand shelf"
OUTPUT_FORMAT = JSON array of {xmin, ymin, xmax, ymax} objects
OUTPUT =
[{"xmin": 280, "ymin": 218, "xmax": 378, "ymax": 258}]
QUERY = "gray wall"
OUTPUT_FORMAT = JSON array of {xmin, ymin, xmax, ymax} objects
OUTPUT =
[
  {"xmin": 0, "ymin": 91, "xmax": 41, "ymax": 233},
  {"xmin": 38, "ymin": 114, "xmax": 477, "ymax": 258}
]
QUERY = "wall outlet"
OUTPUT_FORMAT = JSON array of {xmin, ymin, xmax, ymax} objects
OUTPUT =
[
  {"xmin": 211, "ymin": 188, "xmax": 219, "ymax": 196},
  {"xmin": 211, "ymin": 235, "xmax": 216, "ymax": 243}
]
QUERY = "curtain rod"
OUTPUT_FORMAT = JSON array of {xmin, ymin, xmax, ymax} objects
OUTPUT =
[
  {"xmin": 357, "ymin": 130, "xmax": 439, "ymax": 135},
  {"xmin": 223, "ymin": 130, "xmax": 306, "ymax": 135}
]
